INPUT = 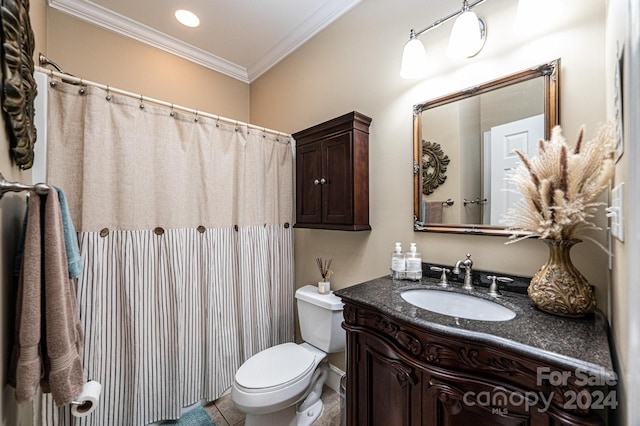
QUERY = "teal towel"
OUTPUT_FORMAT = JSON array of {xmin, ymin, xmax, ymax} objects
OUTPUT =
[
  {"xmin": 54, "ymin": 186, "xmax": 83, "ymax": 279},
  {"xmin": 164, "ymin": 406, "xmax": 216, "ymax": 425}
]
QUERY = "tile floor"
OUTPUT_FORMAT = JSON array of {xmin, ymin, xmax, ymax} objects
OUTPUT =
[{"xmin": 204, "ymin": 386, "xmax": 342, "ymax": 426}]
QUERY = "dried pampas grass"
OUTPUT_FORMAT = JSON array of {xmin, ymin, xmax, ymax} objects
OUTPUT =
[{"xmin": 504, "ymin": 123, "xmax": 615, "ymax": 245}]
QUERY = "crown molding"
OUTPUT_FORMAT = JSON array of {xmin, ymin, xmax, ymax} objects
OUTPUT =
[
  {"xmin": 247, "ymin": 0, "xmax": 361, "ymax": 82},
  {"xmin": 48, "ymin": 0, "xmax": 361, "ymax": 84},
  {"xmin": 48, "ymin": 0, "xmax": 250, "ymax": 83}
]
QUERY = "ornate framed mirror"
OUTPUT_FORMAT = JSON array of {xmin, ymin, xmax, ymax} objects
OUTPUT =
[{"xmin": 413, "ymin": 59, "xmax": 560, "ymax": 235}]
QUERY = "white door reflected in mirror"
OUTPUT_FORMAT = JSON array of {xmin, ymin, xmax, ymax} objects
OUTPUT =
[{"xmin": 486, "ymin": 114, "xmax": 544, "ymax": 225}]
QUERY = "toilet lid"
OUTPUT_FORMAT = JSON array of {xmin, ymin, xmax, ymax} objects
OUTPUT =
[{"xmin": 235, "ymin": 343, "xmax": 316, "ymax": 390}]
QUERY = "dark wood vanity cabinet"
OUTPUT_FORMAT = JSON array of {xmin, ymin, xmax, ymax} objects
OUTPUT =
[
  {"xmin": 293, "ymin": 111, "xmax": 372, "ymax": 231},
  {"xmin": 343, "ymin": 301, "xmax": 608, "ymax": 426}
]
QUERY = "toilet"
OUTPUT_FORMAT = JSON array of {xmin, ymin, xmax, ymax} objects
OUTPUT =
[{"xmin": 231, "ymin": 284, "xmax": 345, "ymax": 426}]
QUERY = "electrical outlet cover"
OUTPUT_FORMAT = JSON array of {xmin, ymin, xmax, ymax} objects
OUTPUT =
[{"xmin": 611, "ymin": 183, "xmax": 624, "ymax": 242}]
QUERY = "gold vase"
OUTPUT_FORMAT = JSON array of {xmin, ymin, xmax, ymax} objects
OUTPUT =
[{"xmin": 528, "ymin": 239, "xmax": 596, "ymax": 317}]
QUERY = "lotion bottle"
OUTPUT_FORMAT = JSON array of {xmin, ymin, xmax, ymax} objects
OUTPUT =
[
  {"xmin": 406, "ymin": 243, "xmax": 422, "ymax": 281},
  {"xmin": 391, "ymin": 242, "xmax": 406, "ymax": 280}
]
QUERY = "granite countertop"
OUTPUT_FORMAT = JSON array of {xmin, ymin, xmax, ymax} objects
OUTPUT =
[{"xmin": 335, "ymin": 275, "xmax": 616, "ymax": 382}]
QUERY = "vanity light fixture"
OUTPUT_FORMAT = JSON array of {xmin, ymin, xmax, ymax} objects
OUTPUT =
[
  {"xmin": 400, "ymin": 0, "xmax": 487, "ymax": 79},
  {"xmin": 175, "ymin": 9, "xmax": 200, "ymax": 28}
]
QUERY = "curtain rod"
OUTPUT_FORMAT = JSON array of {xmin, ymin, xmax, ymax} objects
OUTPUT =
[{"xmin": 34, "ymin": 66, "xmax": 292, "ymax": 140}]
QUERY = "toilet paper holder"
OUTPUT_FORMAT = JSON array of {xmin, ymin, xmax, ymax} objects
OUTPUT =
[
  {"xmin": 69, "ymin": 380, "xmax": 102, "ymax": 414},
  {"xmin": 70, "ymin": 379, "xmax": 92, "ymax": 405}
]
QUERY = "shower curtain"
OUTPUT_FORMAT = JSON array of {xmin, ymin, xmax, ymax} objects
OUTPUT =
[{"xmin": 40, "ymin": 79, "xmax": 294, "ymax": 425}]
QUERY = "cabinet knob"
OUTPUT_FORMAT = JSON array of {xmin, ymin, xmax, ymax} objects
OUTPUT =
[
  {"xmin": 320, "ymin": 178, "xmax": 326, "ymax": 184},
  {"xmin": 314, "ymin": 179, "xmax": 320, "ymax": 185}
]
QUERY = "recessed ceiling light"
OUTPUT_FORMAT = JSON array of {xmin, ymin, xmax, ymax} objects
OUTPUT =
[{"xmin": 175, "ymin": 9, "xmax": 200, "ymax": 28}]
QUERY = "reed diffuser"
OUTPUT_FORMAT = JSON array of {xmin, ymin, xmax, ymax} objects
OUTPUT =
[{"xmin": 315, "ymin": 257, "xmax": 333, "ymax": 294}]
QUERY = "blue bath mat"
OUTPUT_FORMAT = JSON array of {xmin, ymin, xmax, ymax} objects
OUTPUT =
[{"xmin": 165, "ymin": 406, "xmax": 216, "ymax": 425}]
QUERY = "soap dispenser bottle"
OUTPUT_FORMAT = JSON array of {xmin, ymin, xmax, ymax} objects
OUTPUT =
[
  {"xmin": 391, "ymin": 242, "xmax": 406, "ymax": 280},
  {"xmin": 406, "ymin": 243, "xmax": 422, "ymax": 281}
]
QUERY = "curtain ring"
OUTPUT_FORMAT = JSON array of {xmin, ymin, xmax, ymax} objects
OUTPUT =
[
  {"xmin": 170, "ymin": 103, "xmax": 175, "ymax": 117},
  {"xmin": 216, "ymin": 116, "xmax": 220, "ymax": 128},
  {"xmin": 139, "ymin": 95, "xmax": 144, "ymax": 109},
  {"xmin": 105, "ymin": 86, "xmax": 112, "ymax": 102},
  {"xmin": 263, "ymin": 128, "xmax": 267, "ymax": 138},
  {"xmin": 276, "ymin": 132, "xmax": 281, "ymax": 142},
  {"xmin": 235, "ymin": 121, "xmax": 239, "ymax": 132},
  {"xmin": 78, "ymin": 79, "xmax": 85, "ymax": 95},
  {"xmin": 194, "ymin": 111, "xmax": 199, "ymax": 122},
  {"xmin": 49, "ymin": 70, "xmax": 56, "ymax": 87}
]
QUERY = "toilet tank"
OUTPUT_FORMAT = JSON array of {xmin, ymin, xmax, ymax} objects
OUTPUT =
[{"xmin": 295, "ymin": 285, "xmax": 345, "ymax": 353}]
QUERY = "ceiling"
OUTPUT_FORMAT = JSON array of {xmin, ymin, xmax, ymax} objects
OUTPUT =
[{"xmin": 48, "ymin": 0, "xmax": 362, "ymax": 83}]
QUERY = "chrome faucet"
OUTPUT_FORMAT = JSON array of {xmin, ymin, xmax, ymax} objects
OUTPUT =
[{"xmin": 453, "ymin": 253, "xmax": 474, "ymax": 290}]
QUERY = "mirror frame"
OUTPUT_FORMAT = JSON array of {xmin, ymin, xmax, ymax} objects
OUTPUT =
[{"xmin": 413, "ymin": 59, "xmax": 560, "ymax": 236}]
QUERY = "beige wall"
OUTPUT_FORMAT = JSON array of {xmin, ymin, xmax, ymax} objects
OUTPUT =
[
  {"xmin": 45, "ymin": 9, "xmax": 250, "ymax": 122},
  {"xmin": 250, "ymin": 0, "xmax": 610, "ymax": 371},
  {"xmin": 605, "ymin": 0, "xmax": 630, "ymax": 423}
]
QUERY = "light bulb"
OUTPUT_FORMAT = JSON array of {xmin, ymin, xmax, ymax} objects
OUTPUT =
[
  {"xmin": 400, "ymin": 36, "xmax": 428, "ymax": 79},
  {"xmin": 447, "ymin": 11, "xmax": 485, "ymax": 58}
]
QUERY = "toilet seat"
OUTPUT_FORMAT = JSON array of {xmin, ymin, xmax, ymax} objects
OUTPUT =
[{"xmin": 235, "ymin": 343, "xmax": 318, "ymax": 393}]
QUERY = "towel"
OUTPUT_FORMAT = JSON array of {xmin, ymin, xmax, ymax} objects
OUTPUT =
[
  {"xmin": 54, "ymin": 186, "xmax": 83, "ymax": 279},
  {"xmin": 14, "ymin": 186, "xmax": 82, "ymax": 280},
  {"xmin": 9, "ymin": 189, "xmax": 84, "ymax": 406},
  {"xmin": 42, "ymin": 188, "xmax": 84, "ymax": 405},
  {"xmin": 13, "ymin": 200, "xmax": 29, "ymax": 279},
  {"xmin": 8, "ymin": 193, "xmax": 43, "ymax": 402},
  {"xmin": 425, "ymin": 201, "xmax": 444, "ymax": 224}
]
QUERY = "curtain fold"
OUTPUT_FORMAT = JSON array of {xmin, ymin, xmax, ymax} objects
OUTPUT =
[{"xmin": 43, "ymin": 79, "xmax": 294, "ymax": 425}]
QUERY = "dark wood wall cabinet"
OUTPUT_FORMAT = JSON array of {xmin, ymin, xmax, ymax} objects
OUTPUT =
[{"xmin": 293, "ymin": 111, "xmax": 372, "ymax": 231}]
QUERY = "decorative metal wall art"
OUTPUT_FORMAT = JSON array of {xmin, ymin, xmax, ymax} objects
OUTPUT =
[
  {"xmin": 1, "ymin": 0, "xmax": 37, "ymax": 169},
  {"xmin": 421, "ymin": 140, "xmax": 449, "ymax": 195}
]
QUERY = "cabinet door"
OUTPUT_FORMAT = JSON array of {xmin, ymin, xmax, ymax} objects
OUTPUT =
[
  {"xmin": 355, "ymin": 334, "xmax": 422, "ymax": 426},
  {"xmin": 425, "ymin": 374, "xmax": 553, "ymax": 426},
  {"xmin": 296, "ymin": 141, "xmax": 322, "ymax": 224},
  {"xmin": 322, "ymin": 132, "xmax": 353, "ymax": 225}
]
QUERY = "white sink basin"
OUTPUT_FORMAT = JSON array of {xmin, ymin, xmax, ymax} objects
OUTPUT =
[{"xmin": 401, "ymin": 289, "xmax": 516, "ymax": 321}]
